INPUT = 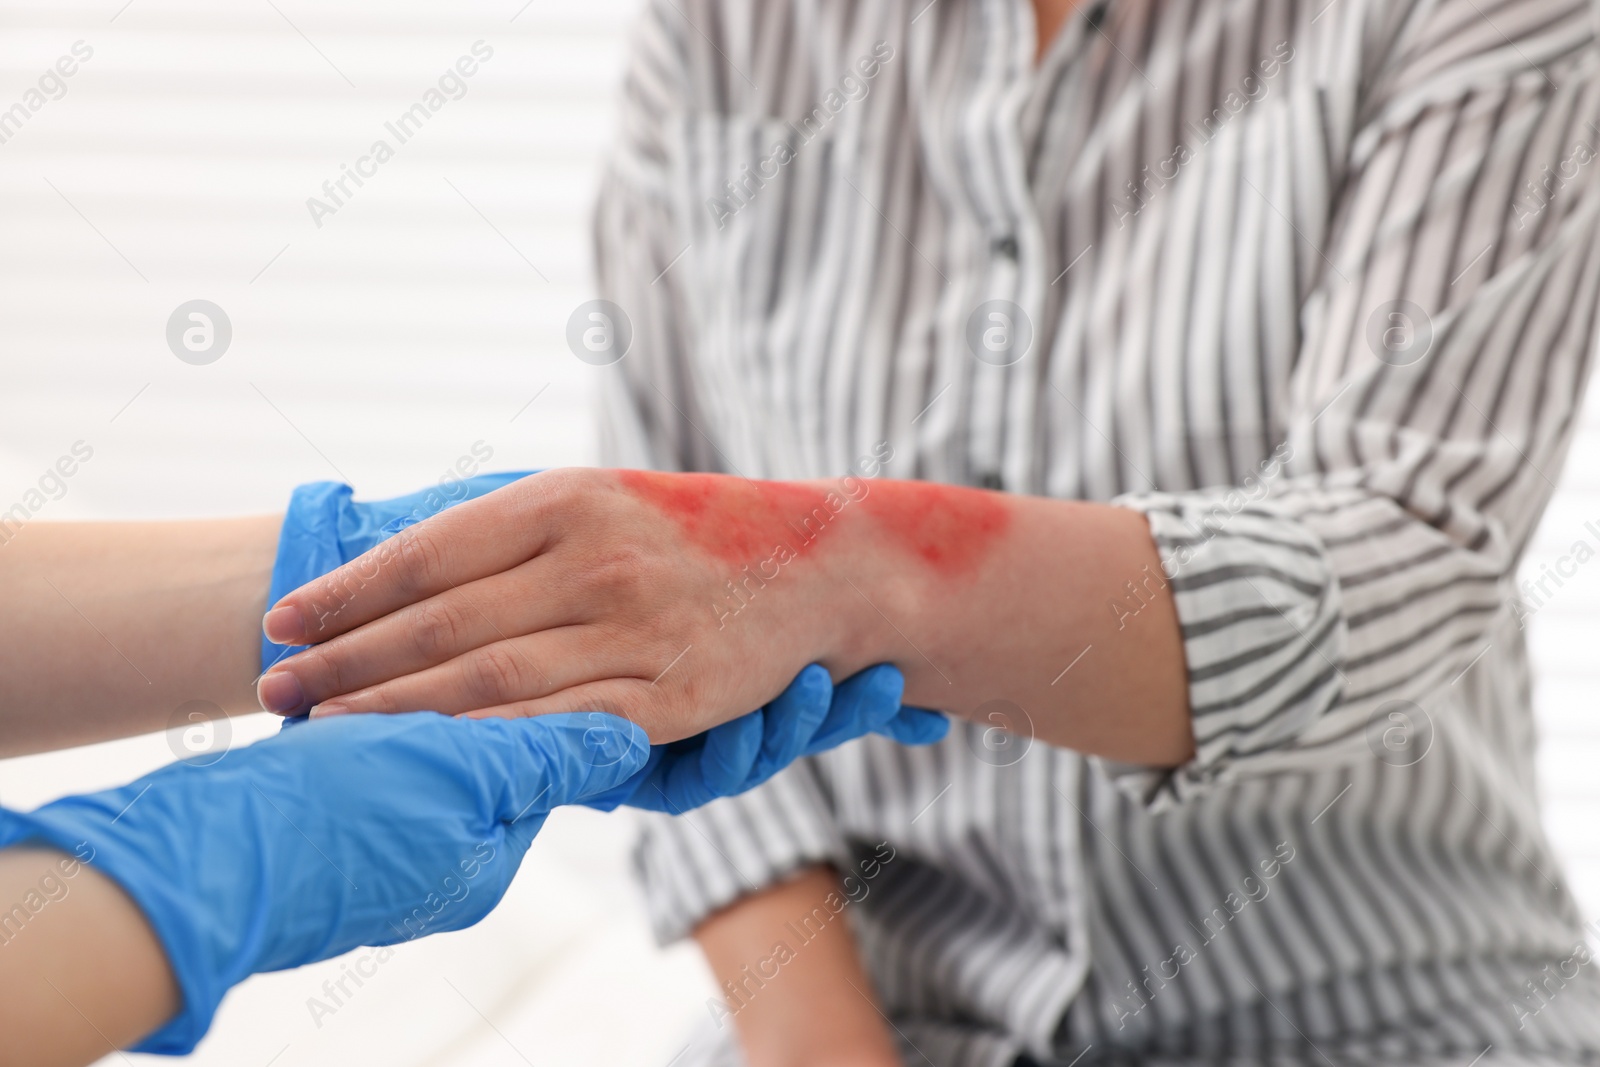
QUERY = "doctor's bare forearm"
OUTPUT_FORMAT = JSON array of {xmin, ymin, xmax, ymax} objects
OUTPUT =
[
  {"xmin": 0, "ymin": 517, "xmax": 278, "ymax": 756},
  {"xmin": 0, "ymin": 847, "xmax": 179, "ymax": 1067}
]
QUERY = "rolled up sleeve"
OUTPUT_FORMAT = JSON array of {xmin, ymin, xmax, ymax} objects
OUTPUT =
[{"xmin": 1108, "ymin": 0, "xmax": 1600, "ymax": 809}]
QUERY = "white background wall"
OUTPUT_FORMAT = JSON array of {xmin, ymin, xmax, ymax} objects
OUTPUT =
[{"xmin": 2, "ymin": 3, "xmax": 1599, "ymax": 1065}]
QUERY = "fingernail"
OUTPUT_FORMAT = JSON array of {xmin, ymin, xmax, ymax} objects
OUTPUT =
[
  {"xmin": 262, "ymin": 605, "xmax": 304, "ymax": 644},
  {"xmin": 258, "ymin": 671, "xmax": 306, "ymax": 715},
  {"xmin": 309, "ymin": 701, "xmax": 349, "ymax": 718}
]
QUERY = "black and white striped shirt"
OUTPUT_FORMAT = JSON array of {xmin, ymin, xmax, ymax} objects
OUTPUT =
[{"xmin": 594, "ymin": 0, "xmax": 1600, "ymax": 1063}]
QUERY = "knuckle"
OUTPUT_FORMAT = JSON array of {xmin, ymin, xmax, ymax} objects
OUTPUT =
[
  {"xmin": 393, "ymin": 528, "xmax": 447, "ymax": 596},
  {"xmin": 354, "ymin": 686, "xmax": 400, "ymax": 715},
  {"xmin": 409, "ymin": 599, "xmax": 466, "ymax": 662},
  {"xmin": 574, "ymin": 682, "xmax": 649, "ymax": 725},
  {"xmin": 660, "ymin": 678, "xmax": 698, "ymax": 722},
  {"xmin": 622, "ymin": 684, "xmax": 681, "ymax": 742},
  {"xmin": 586, "ymin": 544, "xmax": 650, "ymax": 599},
  {"xmin": 305, "ymin": 576, "xmax": 356, "ymax": 636},
  {"xmin": 464, "ymin": 644, "xmax": 525, "ymax": 705},
  {"xmin": 545, "ymin": 465, "xmax": 594, "ymax": 499},
  {"xmin": 301, "ymin": 646, "xmax": 347, "ymax": 696},
  {"xmin": 524, "ymin": 468, "xmax": 580, "ymax": 516}
]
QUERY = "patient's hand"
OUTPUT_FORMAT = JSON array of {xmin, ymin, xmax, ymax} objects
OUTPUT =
[{"xmin": 256, "ymin": 467, "xmax": 973, "ymax": 741}]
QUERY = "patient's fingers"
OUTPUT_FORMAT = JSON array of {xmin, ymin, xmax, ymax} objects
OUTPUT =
[
  {"xmin": 263, "ymin": 478, "xmax": 553, "ymax": 646},
  {"xmin": 461, "ymin": 678, "xmax": 676, "ymax": 741},
  {"xmin": 304, "ymin": 627, "xmax": 637, "ymax": 719},
  {"xmin": 259, "ymin": 555, "xmax": 569, "ymax": 715}
]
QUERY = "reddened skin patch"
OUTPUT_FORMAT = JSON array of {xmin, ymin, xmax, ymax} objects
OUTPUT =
[{"xmin": 615, "ymin": 470, "xmax": 1011, "ymax": 580}]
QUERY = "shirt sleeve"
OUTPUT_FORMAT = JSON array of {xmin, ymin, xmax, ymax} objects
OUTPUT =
[
  {"xmin": 632, "ymin": 759, "xmax": 852, "ymax": 944},
  {"xmin": 1108, "ymin": 0, "xmax": 1600, "ymax": 809},
  {"xmin": 593, "ymin": 0, "xmax": 721, "ymax": 473}
]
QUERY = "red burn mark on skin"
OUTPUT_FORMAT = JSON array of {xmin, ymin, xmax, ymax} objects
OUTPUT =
[
  {"xmin": 616, "ymin": 469, "xmax": 1012, "ymax": 580},
  {"xmin": 857, "ymin": 479, "xmax": 1011, "ymax": 578},
  {"xmin": 615, "ymin": 470, "xmax": 829, "ymax": 567}
]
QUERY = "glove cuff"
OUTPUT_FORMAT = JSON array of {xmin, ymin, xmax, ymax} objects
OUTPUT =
[
  {"xmin": 263, "ymin": 481, "xmax": 353, "ymax": 673},
  {"xmin": 263, "ymin": 473, "xmax": 538, "ymax": 675}
]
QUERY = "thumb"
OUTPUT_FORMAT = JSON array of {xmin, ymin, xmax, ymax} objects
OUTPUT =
[
  {"xmin": 877, "ymin": 706, "xmax": 950, "ymax": 745},
  {"xmin": 495, "ymin": 712, "xmax": 650, "ymax": 823},
  {"xmin": 806, "ymin": 663, "xmax": 906, "ymax": 755}
]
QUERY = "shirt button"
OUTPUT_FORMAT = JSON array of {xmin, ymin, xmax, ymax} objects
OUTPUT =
[
  {"xmin": 977, "ymin": 471, "xmax": 1004, "ymax": 491},
  {"xmin": 991, "ymin": 234, "xmax": 1020, "ymax": 260}
]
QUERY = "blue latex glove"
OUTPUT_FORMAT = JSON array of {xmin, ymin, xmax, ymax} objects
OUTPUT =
[
  {"xmin": 267, "ymin": 475, "xmax": 949, "ymax": 810},
  {"xmin": 0, "ymin": 711, "xmax": 647, "ymax": 1055},
  {"xmin": 264, "ymin": 472, "xmax": 532, "ymax": 671},
  {"xmin": 582, "ymin": 663, "xmax": 947, "ymax": 812}
]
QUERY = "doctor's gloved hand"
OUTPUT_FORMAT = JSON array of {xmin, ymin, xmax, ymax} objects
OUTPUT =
[
  {"xmin": 262, "ymin": 475, "xmax": 946, "ymax": 813},
  {"xmin": 264, "ymin": 470, "xmax": 534, "ymax": 672},
  {"xmin": 0, "ymin": 710, "xmax": 646, "ymax": 1054},
  {"xmin": 582, "ymin": 663, "xmax": 948, "ymax": 812}
]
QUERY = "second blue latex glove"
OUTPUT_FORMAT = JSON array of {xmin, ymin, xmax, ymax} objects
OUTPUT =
[
  {"xmin": 581, "ymin": 663, "xmax": 948, "ymax": 812},
  {"xmin": 0, "ymin": 711, "xmax": 647, "ymax": 1054},
  {"xmin": 264, "ymin": 472, "xmax": 533, "ymax": 671}
]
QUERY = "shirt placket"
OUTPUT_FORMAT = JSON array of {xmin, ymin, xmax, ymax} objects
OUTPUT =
[{"xmin": 959, "ymin": 0, "xmax": 1036, "ymax": 492}]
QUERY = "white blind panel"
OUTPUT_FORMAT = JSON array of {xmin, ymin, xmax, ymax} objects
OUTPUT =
[{"xmin": 0, "ymin": 1, "xmax": 640, "ymax": 517}]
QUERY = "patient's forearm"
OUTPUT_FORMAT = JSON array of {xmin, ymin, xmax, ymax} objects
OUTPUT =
[
  {"xmin": 695, "ymin": 865, "xmax": 901, "ymax": 1067},
  {"xmin": 0, "ymin": 848, "xmax": 179, "ymax": 1067},
  {"xmin": 0, "ymin": 518, "xmax": 279, "ymax": 756}
]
